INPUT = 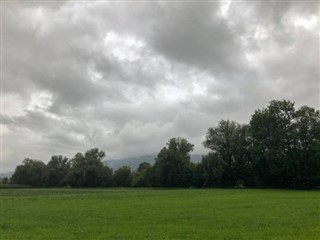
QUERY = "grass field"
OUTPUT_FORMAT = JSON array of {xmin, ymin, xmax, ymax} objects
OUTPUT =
[{"xmin": 0, "ymin": 188, "xmax": 319, "ymax": 239}]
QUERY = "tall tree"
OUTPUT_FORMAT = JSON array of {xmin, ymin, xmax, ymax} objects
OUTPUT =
[
  {"xmin": 291, "ymin": 106, "xmax": 320, "ymax": 188},
  {"xmin": 153, "ymin": 137, "xmax": 194, "ymax": 187},
  {"xmin": 203, "ymin": 120, "xmax": 252, "ymax": 187},
  {"xmin": 67, "ymin": 148, "xmax": 110, "ymax": 187},
  {"xmin": 250, "ymin": 100, "xmax": 320, "ymax": 188},
  {"xmin": 113, "ymin": 166, "xmax": 132, "ymax": 187},
  {"xmin": 233, "ymin": 124, "xmax": 255, "ymax": 187},
  {"xmin": 132, "ymin": 162, "xmax": 153, "ymax": 187},
  {"xmin": 193, "ymin": 152, "xmax": 225, "ymax": 188},
  {"xmin": 11, "ymin": 158, "xmax": 47, "ymax": 187},
  {"xmin": 46, "ymin": 155, "xmax": 70, "ymax": 187}
]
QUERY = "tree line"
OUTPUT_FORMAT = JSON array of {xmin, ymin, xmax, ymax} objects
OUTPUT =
[{"xmin": 6, "ymin": 100, "xmax": 320, "ymax": 189}]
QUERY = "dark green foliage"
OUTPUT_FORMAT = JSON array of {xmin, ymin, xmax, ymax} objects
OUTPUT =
[
  {"xmin": 203, "ymin": 120, "xmax": 238, "ymax": 186},
  {"xmin": 11, "ymin": 158, "xmax": 47, "ymax": 187},
  {"xmin": 250, "ymin": 100, "xmax": 296, "ymax": 187},
  {"xmin": 132, "ymin": 162, "xmax": 153, "ymax": 187},
  {"xmin": 113, "ymin": 166, "xmax": 132, "ymax": 187},
  {"xmin": 202, "ymin": 100, "xmax": 320, "ymax": 189},
  {"xmin": 67, "ymin": 148, "xmax": 112, "ymax": 187},
  {"xmin": 11, "ymin": 148, "xmax": 112, "ymax": 188},
  {"xmin": 250, "ymin": 100, "xmax": 320, "ymax": 189},
  {"xmin": 153, "ymin": 137, "xmax": 194, "ymax": 187},
  {"xmin": 291, "ymin": 106, "xmax": 320, "ymax": 188},
  {"xmin": 192, "ymin": 152, "xmax": 225, "ymax": 188},
  {"xmin": 203, "ymin": 120, "xmax": 253, "ymax": 187},
  {"xmin": 1, "ymin": 177, "xmax": 9, "ymax": 184},
  {"xmin": 46, "ymin": 155, "xmax": 70, "ymax": 187},
  {"xmin": 100, "ymin": 166, "xmax": 113, "ymax": 187}
]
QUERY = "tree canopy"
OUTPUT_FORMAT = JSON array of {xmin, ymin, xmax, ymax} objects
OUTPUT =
[{"xmin": 153, "ymin": 137, "xmax": 194, "ymax": 187}]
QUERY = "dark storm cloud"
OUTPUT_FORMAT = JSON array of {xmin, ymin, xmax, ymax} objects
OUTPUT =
[
  {"xmin": 1, "ymin": 1, "xmax": 319, "ymax": 172},
  {"xmin": 148, "ymin": 2, "xmax": 246, "ymax": 77}
]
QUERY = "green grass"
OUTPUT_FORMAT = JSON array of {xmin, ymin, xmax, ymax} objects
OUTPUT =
[{"xmin": 0, "ymin": 188, "xmax": 319, "ymax": 239}]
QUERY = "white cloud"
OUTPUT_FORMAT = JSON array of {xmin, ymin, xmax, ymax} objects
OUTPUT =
[
  {"xmin": 293, "ymin": 15, "xmax": 318, "ymax": 30},
  {"xmin": 219, "ymin": 0, "xmax": 232, "ymax": 18},
  {"xmin": 104, "ymin": 32, "xmax": 145, "ymax": 62},
  {"xmin": 27, "ymin": 91, "xmax": 54, "ymax": 112}
]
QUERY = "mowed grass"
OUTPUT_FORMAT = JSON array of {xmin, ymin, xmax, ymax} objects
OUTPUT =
[{"xmin": 0, "ymin": 188, "xmax": 319, "ymax": 239}]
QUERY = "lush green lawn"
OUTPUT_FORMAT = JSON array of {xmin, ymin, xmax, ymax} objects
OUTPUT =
[{"xmin": 0, "ymin": 188, "xmax": 319, "ymax": 239}]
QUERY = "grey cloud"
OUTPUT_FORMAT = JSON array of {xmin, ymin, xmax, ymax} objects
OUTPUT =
[
  {"xmin": 148, "ymin": 2, "xmax": 245, "ymax": 77},
  {"xmin": 0, "ymin": 113, "xmax": 13, "ymax": 125},
  {"xmin": 172, "ymin": 110, "xmax": 215, "ymax": 138},
  {"xmin": 3, "ymin": 2, "xmax": 121, "ymax": 109},
  {"xmin": 2, "ymin": 1, "xmax": 319, "ymax": 172}
]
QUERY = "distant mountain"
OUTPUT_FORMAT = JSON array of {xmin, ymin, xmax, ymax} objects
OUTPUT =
[
  {"xmin": 103, "ymin": 154, "xmax": 203, "ymax": 171},
  {"xmin": 104, "ymin": 155, "xmax": 156, "ymax": 171}
]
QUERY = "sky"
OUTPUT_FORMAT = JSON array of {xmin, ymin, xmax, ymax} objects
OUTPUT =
[{"xmin": 1, "ymin": 1, "xmax": 319, "ymax": 172}]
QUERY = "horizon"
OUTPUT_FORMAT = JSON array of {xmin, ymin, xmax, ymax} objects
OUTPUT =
[{"xmin": 2, "ymin": 152, "xmax": 205, "ymax": 174}]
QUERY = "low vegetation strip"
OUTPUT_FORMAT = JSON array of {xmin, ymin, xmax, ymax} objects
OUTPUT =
[
  {"xmin": 1, "ymin": 188, "xmax": 319, "ymax": 239},
  {"xmin": 0, "ymin": 184, "xmax": 32, "ymax": 189}
]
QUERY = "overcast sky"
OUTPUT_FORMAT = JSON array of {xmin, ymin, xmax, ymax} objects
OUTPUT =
[{"xmin": 1, "ymin": 1, "xmax": 319, "ymax": 172}]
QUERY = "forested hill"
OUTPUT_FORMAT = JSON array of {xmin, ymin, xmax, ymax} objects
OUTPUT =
[{"xmin": 104, "ymin": 154, "xmax": 202, "ymax": 171}]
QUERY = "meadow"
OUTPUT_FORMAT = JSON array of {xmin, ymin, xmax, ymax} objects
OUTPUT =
[{"xmin": 0, "ymin": 188, "xmax": 319, "ymax": 239}]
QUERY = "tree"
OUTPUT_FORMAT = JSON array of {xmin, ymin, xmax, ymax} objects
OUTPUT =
[
  {"xmin": 46, "ymin": 155, "xmax": 70, "ymax": 187},
  {"xmin": 132, "ymin": 162, "xmax": 153, "ymax": 187},
  {"xmin": 193, "ymin": 153, "xmax": 225, "ymax": 188},
  {"xmin": 113, "ymin": 166, "xmax": 132, "ymax": 187},
  {"xmin": 203, "ymin": 120, "xmax": 252, "ymax": 187},
  {"xmin": 67, "ymin": 148, "xmax": 110, "ymax": 187},
  {"xmin": 100, "ymin": 166, "xmax": 113, "ymax": 187},
  {"xmin": 11, "ymin": 158, "xmax": 47, "ymax": 187},
  {"xmin": 153, "ymin": 137, "xmax": 194, "ymax": 187},
  {"xmin": 1, "ymin": 177, "xmax": 9, "ymax": 184},
  {"xmin": 291, "ymin": 106, "xmax": 320, "ymax": 188},
  {"xmin": 232, "ymin": 124, "xmax": 255, "ymax": 187},
  {"xmin": 250, "ymin": 100, "xmax": 320, "ymax": 188}
]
